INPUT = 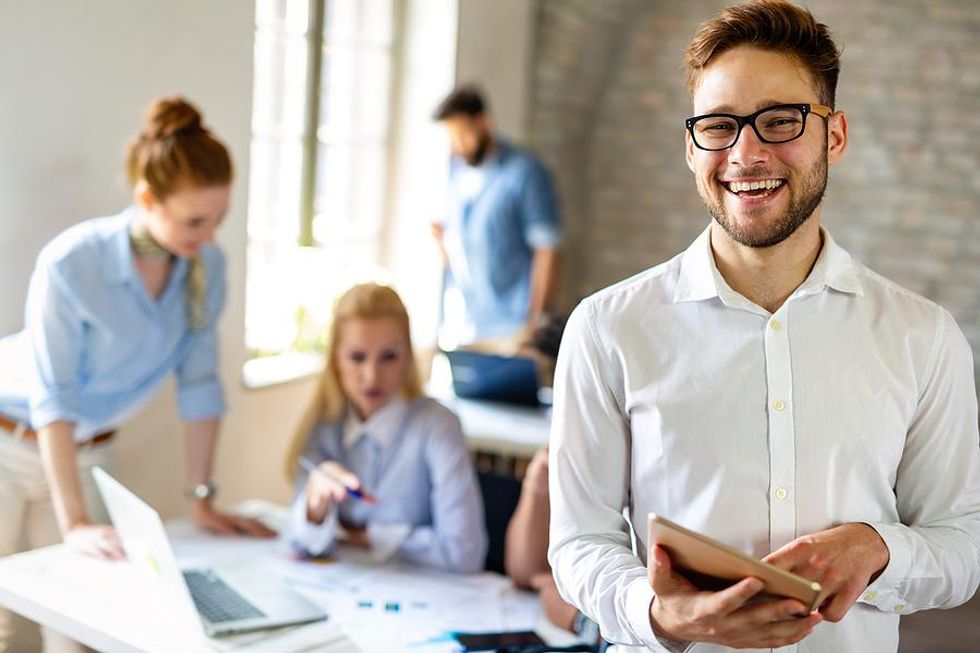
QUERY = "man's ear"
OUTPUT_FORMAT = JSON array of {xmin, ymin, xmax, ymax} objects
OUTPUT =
[
  {"xmin": 826, "ymin": 109, "xmax": 848, "ymax": 165},
  {"xmin": 685, "ymin": 130, "xmax": 696, "ymax": 173}
]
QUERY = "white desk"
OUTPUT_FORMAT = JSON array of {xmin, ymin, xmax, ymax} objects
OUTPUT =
[{"xmin": 0, "ymin": 509, "xmax": 577, "ymax": 653}]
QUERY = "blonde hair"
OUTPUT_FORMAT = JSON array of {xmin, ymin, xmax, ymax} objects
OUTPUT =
[{"xmin": 284, "ymin": 283, "xmax": 423, "ymax": 480}]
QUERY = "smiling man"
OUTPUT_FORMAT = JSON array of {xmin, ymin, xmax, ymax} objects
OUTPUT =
[{"xmin": 547, "ymin": 2, "xmax": 980, "ymax": 652}]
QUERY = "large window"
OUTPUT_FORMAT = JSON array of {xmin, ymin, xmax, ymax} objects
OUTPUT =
[{"xmin": 245, "ymin": 0, "xmax": 398, "ymax": 381}]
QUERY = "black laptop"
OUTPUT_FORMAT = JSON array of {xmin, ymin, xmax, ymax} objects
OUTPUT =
[{"xmin": 444, "ymin": 350, "xmax": 543, "ymax": 407}]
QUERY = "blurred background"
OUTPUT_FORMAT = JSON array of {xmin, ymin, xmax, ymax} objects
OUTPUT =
[{"xmin": 0, "ymin": 1, "xmax": 977, "ymax": 648}]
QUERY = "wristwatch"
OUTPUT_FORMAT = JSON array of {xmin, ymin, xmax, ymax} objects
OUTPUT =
[
  {"xmin": 572, "ymin": 610, "xmax": 601, "ymax": 644},
  {"xmin": 185, "ymin": 481, "xmax": 218, "ymax": 501}
]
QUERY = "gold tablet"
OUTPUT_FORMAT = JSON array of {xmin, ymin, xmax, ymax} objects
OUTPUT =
[{"xmin": 648, "ymin": 513, "xmax": 822, "ymax": 612}]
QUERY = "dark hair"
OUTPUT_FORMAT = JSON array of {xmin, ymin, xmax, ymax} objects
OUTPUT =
[
  {"xmin": 125, "ymin": 95, "xmax": 234, "ymax": 199},
  {"xmin": 432, "ymin": 85, "xmax": 487, "ymax": 121},
  {"xmin": 684, "ymin": 0, "xmax": 841, "ymax": 107}
]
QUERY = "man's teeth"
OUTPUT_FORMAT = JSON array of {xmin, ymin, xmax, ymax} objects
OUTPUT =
[{"xmin": 728, "ymin": 179, "xmax": 783, "ymax": 192}]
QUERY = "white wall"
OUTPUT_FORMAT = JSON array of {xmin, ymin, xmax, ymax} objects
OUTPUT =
[
  {"xmin": 0, "ymin": 0, "xmax": 314, "ymax": 521},
  {"xmin": 454, "ymin": 0, "xmax": 536, "ymax": 139},
  {"xmin": 383, "ymin": 0, "xmax": 459, "ymax": 349},
  {"xmin": 0, "ymin": 0, "xmax": 538, "ymax": 522}
]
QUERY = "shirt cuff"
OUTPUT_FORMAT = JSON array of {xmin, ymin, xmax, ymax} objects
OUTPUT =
[
  {"xmin": 624, "ymin": 576, "xmax": 691, "ymax": 653},
  {"xmin": 287, "ymin": 494, "xmax": 338, "ymax": 557},
  {"xmin": 859, "ymin": 521, "xmax": 912, "ymax": 612},
  {"xmin": 29, "ymin": 393, "xmax": 80, "ymax": 429},
  {"xmin": 525, "ymin": 223, "xmax": 562, "ymax": 250},
  {"xmin": 177, "ymin": 379, "xmax": 226, "ymax": 421}
]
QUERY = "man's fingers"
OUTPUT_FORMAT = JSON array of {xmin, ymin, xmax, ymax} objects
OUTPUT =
[
  {"xmin": 761, "ymin": 541, "xmax": 806, "ymax": 570},
  {"xmin": 649, "ymin": 545, "xmax": 699, "ymax": 596},
  {"xmin": 706, "ymin": 576, "xmax": 766, "ymax": 615},
  {"xmin": 742, "ymin": 613, "xmax": 821, "ymax": 649},
  {"xmin": 818, "ymin": 588, "xmax": 860, "ymax": 623},
  {"xmin": 740, "ymin": 597, "xmax": 812, "ymax": 623},
  {"xmin": 648, "ymin": 544, "xmax": 671, "ymax": 591}
]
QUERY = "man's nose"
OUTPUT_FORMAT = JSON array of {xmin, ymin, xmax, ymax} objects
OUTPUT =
[{"xmin": 727, "ymin": 124, "xmax": 771, "ymax": 167}]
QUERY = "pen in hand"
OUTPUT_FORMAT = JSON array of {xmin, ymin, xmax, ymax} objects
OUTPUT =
[{"xmin": 299, "ymin": 457, "xmax": 379, "ymax": 504}]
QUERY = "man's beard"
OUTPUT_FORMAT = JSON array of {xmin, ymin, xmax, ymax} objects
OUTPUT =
[
  {"xmin": 699, "ymin": 153, "xmax": 828, "ymax": 248},
  {"xmin": 464, "ymin": 131, "xmax": 491, "ymax": 166}
]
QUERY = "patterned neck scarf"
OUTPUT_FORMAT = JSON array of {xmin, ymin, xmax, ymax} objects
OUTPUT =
[{"xmin": 129, "ymin": 220, "xmax": 207, "ymax": 330}]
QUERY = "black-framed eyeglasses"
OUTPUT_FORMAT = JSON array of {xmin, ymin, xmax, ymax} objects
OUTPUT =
[{"xmin": 685, "ymin": 103, "xmax": 833, "ymax": 151}]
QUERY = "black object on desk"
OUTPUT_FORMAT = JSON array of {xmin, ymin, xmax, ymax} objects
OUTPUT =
[{"xmin": 445, "ymin": 350, "xmax": 543, "ymax": 407}]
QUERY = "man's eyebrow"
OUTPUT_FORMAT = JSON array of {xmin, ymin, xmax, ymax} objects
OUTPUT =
[{"xmin": 699, "ymin": 99, "xmax": 792, "ymax": 115}]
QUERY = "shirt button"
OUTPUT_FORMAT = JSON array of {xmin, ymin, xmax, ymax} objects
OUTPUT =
[
  {"xmin": 769, "ymin": 319, "xmax": 782, "ymax": 331},
  {"xmin": 863, "ymin": 591, "xmax": 877, "ymax": 602},
  {"xmin": 893, "ymin": 604, "xmax": 905, "ymax": 612},
  {"xmin": 774, "ymin": 487, "xmax": 788, "ymax": 500},
  {"xmin": 772, "ymin": 400, "xmax": 785, "ymax": 411}
]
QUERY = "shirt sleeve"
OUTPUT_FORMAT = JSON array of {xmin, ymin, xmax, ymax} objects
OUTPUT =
[
  {"xmin": 25, "ymin": 258, "xmax": 85, "ymax": 428},
  {"xmin": 396, "ymin": 405, "xmax": 488, "ymax": 573},
  {"xmin": 518, "ymin": 158, "xmax": 561, "ymax": 250},
  {"xmin": 548, "ymin": 302, "xmax": 684, "ymax": 652},
  {"xmin": 862, "ymin": 308, "xmax": 980, "ymax": 613},
  {"xmin": 287, "ymin": 483, "xmax": 342, "ymax": 557},
  {"xmin": 286, "ymin": 433, "xmax": 342, "ymax": 557},
  {"xmin": 175, "ymin": 250, "xmax": 227, "ymax": 421}
]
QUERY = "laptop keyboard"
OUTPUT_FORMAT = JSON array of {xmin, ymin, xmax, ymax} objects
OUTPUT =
[{"xmin": 183, "ymin": 570, "xmax": 266, "ymax": 624}]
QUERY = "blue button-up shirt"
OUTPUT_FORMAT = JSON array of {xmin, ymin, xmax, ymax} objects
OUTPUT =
[
  {"xmin": 288, "ymin": 397, "xmax": 488, "ymax": 574},
  {"xmin": 440, "ymin": 138, "xmax": 561, "ymax": 341},
  {"xmin": 0, "ymin": 208, "xmax": 226, "ymax": 441}
]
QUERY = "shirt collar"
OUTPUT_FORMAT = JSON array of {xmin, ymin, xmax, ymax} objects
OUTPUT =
[
  {"xmin": 798, "ymin": 228, "xmax": 864, "ymax": 297},
  {"xmin": 104, "ymin": 207, "xmax": 139, "ymax": 285},
  {"xmin": 673, "ymin": 226, "xmax": 722, "ymax": 303},
  {"xmin": 342, "ymin": 395, "xmax": 409, "ymax": 450},
  {"xmin": 104, "ymin": 206, "xmax": 189, "ymax": 291},
  {"xmin": 673, "ymin": 225, "xmax": 863, "ymax": 305}
]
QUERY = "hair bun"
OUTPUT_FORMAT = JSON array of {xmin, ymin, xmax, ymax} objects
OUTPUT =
[{"xmin": 144, "ymin": 96, "xmax": 204, "ymax": 139}]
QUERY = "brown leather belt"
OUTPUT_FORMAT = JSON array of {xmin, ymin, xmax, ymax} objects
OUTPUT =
[{"xmin": 0, "ymin": 414, "xmax": 116, "ymax": 448}]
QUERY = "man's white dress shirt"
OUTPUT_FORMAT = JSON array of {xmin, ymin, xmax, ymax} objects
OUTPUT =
[{"xmin": 548, "ymin": 227, "xmax": 980, "ymax": 652}]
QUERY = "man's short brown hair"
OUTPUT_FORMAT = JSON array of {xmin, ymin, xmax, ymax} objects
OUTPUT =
[{"xmin": 683, "ymin": 0, "xmax": 842, "ymax": 107}]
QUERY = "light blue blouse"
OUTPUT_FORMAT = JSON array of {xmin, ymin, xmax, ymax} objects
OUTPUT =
[
  {"xmin": 0, "ymin": 208, "xmax": 226, "ymax": 441},
  {"xmin": 287, "ymin": 397, "xmax": 488, "ymax": 574}
]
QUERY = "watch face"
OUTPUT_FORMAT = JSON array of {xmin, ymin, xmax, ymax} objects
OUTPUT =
[{"xmin": 188, "ymin": 483, "xmax": 216, "ymax": 499}]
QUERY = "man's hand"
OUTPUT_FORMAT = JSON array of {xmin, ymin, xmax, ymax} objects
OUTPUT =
[
  {"xmin": 64, "ymin": 523, "xmax": 126, "ymax": 560},
  {"xmin": 189, "ymin": 501, "xmax": 277, "ymax": 538},
  {"xmin": 649, "ymin": 545, "xmax": 822, "ymax": 649},
  {"xmin": 763, "ymin": 522, "xmax": 889, "ymax": 622}
]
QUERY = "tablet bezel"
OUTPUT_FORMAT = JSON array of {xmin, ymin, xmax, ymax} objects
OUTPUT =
[{"xmin": 648, "ymin": 513, "xmax": 822, "ymax": 612}]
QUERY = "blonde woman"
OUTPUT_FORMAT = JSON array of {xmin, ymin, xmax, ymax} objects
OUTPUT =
[{"xmin": 285, "ymin": 283, "xmax": 487, "ymax": 573}]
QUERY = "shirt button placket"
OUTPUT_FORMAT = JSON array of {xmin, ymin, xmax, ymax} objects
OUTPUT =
[{"xmin": 765, "ymin": 311, "xmax": 796, "ymax": 552}]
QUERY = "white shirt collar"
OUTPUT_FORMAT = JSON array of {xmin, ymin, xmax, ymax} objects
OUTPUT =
[
  {"xmin": 342, "ymin": 396, "xmax": 409, "ymax": 450},
  {"xmin": 673, "ymin": 225, "xmax": 864, "ymax": 308}
]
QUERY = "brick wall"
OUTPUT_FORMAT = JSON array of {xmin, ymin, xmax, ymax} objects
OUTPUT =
[{"xmin": 530, "ymin": 0, "xmax": 980, "ymax": 382}]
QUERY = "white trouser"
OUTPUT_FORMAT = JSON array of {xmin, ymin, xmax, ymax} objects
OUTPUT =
[{"xmin": 0, "ymin": 429, "xmax": 113, "ymax": 653}]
